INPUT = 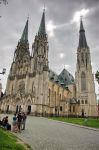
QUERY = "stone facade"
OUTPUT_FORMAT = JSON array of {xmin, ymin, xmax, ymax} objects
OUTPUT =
[
  {"xmin": 0, "ymin": 12, "xmax": 98, "ymax": 117},
  {"xmin": 75, "ymin": 18, "xmax": 98, "ymax": 117}
]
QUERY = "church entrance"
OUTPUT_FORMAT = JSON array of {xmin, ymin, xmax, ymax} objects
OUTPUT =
[
  {"xmin": 6, "ymin": 105, "xmax": 9, "ymax": 113},
  {"xmin": 81, "ymin": 108, "xmax": 84, "ymax": 117},
  {"xmin": 16, "ymin": 105, "xmax": 22, "ymax": 114},
  {"xmin": 27, "ymin": 105, "xmax": 31, "ymax": 114}
]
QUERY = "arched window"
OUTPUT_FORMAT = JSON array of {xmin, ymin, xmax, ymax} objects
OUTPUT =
[
  {"xmin": 85, "ymin": 100, "xmax": 88, "ymax": 104},
  {"xmin": 55, "ymin": 91, "xmax": 56, "ymax": 105},
  {"xmin": 82, "ymin": 100, "xmax": 84, "ymax": 104},
  {"xmin": 32, "ymin": 82, "xmax": 34, "ymax": 92},
  {"xmin": 81, "ymin": 53, "xmax": 84, "ymax": 63},
  {"xmin": 49, "ymin": 89, "xmax": 51, "ymax": 105},
  {"xmin": 81, "ymin": 72, "xmax": 86, "ymax": 91},
  {"xmin": 11, "ymin": 85, "xmax": 13, "ymax": 93}
]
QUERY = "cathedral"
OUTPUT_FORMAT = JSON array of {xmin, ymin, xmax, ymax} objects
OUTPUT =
[{"xmin": 0, "ymin": 10, "xmax": 98, "ymax": 117}]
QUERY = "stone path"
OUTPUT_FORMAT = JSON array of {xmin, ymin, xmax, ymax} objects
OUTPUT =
[{"xmin": 0, "ymin": 114, "xmax": 99, "ymax": 150}]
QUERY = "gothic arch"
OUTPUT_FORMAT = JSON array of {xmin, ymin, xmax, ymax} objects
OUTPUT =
[{"xmin": 81, "ymin": 71, "xmax": 86, "ymax": 91}]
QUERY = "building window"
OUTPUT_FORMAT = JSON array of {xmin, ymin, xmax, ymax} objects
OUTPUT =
[
  {"xmin": 78, "ymin": 100, "xmax": 80, "ymax": 104},
  {"xmin": 60, "ymin": 94, "xmax": 61, "ymax": 100},
  {"xmin": 81, "ymin": 72, "xmax": 86, "ymax": 91},
  {"xmin": 70, "ymin": 106, "xmax": 71, "ymax": 112},
  {"xmin": 49, "ymin": 89, "xmax": 51, "ymax": 105},
  {"xmin": 55, "ymin": 91, "xmax": 56, "ymax": 102},
  {"xmin": 85, "ymin": 100, "xmax": 88, "ymax": 104},
  {"xmin": 82, "ymin": 100, "xmax": 84, "ymax": 104},
  {"xmin": 73, "ymin": 106, "xmax": 75, "ymax": 112},
  {"xmin": 60, "ymin": 106, "xmax": 62, "ymax": 111},
  {"xmin": 81, "ymin": 53, "xmax": 84, "ymax": 63}
]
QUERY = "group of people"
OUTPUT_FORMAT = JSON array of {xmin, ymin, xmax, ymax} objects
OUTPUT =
[
  {"xmin": 0, "ymin": 111, "xmax": 27, "ymax": 133},
  {"xmin": 12, "ymin": 112, "xmax": 27, "ymax": 133}
]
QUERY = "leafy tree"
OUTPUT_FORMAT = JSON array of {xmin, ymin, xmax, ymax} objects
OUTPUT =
[{"xmin": 95, "ymin": 71, "xmax": 99, "ymax": 84}]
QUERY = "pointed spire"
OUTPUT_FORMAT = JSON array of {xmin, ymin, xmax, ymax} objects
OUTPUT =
[
  {"xmin": 78, "ymin": 17, "xmax": 88, "ymax": 49},
  {"xmin": 38, "ymin": 9, "xmax": 46, "ymax": 35},
  {"xmin": 20, "ymin": 18, "xmax": 28, "ymax": 42}
]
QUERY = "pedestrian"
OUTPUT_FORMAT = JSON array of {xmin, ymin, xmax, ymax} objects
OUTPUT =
[
  {"xmin": 12, "ymin": 113, "xmax": 18, "ymax": 132},
  {"xmin": 17, "ymin": 112, "xmax": 22, "ymax": 132},
  {"xmin": 21, "ymin": 112, "xmax": 27, "ymax": 130}
]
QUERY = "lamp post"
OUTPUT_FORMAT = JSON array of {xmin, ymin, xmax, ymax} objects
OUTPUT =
[{"xmin": 0, "ymin": 68, "xmax": 6, "ymax": 75}]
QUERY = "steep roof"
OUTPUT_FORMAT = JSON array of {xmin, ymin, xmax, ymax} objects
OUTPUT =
[
  {"xmin": 38, "ymin": 10, "xmax": 46, "ymax": 35},
  {"xmin": 58, "ymin": 69, "xmax": 74, "ymax": 85},
  {"xmin": 78, "ymin": 18, "xmax": 88, "ymax": 49},
  {"xmin": 20, "ymin": 19, "xmax": 28, "ymax": 42},
  {"xmin": 49, "ymin": 68, "xmax": 74, "ymax": 88}
]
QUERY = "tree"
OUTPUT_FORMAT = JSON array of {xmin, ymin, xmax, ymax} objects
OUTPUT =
[{"xmin": 95, "ymin": 71, "xmax": 99, "ymax": 84}]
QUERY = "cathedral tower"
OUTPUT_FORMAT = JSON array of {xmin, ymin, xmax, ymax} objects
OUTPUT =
[
  {"xmin": 30, "ymin": 9, "xmax": 49, "ymax": 115},
  {"xmin": 6, "ymin": 18, "xmax": 30, "ymax": 96},
  {"xmin": 75, "ymin": 18, "xmax": 98, "ymax": 117}
]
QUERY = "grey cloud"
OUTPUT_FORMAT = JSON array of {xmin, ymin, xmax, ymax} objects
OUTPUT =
[{"xmin": 0, "ymin": 0, "xmax": 99, "ymax": 93}]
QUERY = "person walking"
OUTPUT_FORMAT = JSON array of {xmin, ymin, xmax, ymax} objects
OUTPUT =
[
  {"xmin": 17, "ymin": 112, "xmax": 22, "ymax": 132},
  {"xmin": 21, "ymin": 112, "xmax": 27, "ymax": 130}
]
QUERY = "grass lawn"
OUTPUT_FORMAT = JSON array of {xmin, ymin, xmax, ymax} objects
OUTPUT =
[
  {"xmin": 49, "ymin": 117, "xmax": 99, "ymax": 128},
  {"xmin": 0, "ymin": 128, "xmax": 30, "ymax": 150}
]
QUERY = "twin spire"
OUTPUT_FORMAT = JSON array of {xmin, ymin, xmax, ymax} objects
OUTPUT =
[
  {"xmin": 38, "ymin": 9, "xmax": 46, "ymax": 35},
  {"xmin": 78, "ymin": 17, "xmax": 88, "ymax": 49},
  {"xmin": 20, "ymin": 9, "xmax": 46, "ymax": 43},
  {"xmin": 20, "ymin": 18, "xmax": 28, "ymax": 42},
  {"xmin": 20, "ymin": 11, "xmax": 88, "ymax": 50}
]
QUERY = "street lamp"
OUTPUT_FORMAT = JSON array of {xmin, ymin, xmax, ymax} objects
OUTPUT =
[{"xmin": 0, "ymin": 68, "xmax": 6, "ymax": 74}]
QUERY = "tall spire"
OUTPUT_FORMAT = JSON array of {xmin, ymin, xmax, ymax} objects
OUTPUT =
[
  {"xmin": 38, "ymin": 9, "xmax": 46, "ymax": 35},
  {"xmin": 78, "ymin": 17, "xmax": 88, "ymax": 49},
  {"xmin": 20, "ymin": 18, "xmax": 28, "ymax": 42}
]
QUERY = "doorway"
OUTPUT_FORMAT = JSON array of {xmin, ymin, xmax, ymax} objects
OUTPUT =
[{"xmin": 27, "ymin": 105, "xmax": 31, "ymax": 114}]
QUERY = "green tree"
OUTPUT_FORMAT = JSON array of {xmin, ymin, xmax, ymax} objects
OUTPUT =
[{"xmin": 95, "ymin": 71, "xmax": 99, "ymax": 83}]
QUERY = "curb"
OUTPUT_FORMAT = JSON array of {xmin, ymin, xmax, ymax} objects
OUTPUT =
[{"xmin": 43, "ymin": 117, "xmax": 99, "ymax": 132}]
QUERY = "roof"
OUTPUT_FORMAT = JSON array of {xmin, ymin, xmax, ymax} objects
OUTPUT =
[
  {"xmin": 20, "ymin": 19, "xmax": 28, "ymax": 42},
  {"xmin": 70, "ymin": 98, "xmax": 79, "ymax": 104},
  {"xmin": 38, "ymin": 10, "xmax": 46, "ymax": 35},
  {"xmin": 49, "ymin": 68, "xmax": 74, "ymax": 88},
  {"xmin": 78, "ymin": 18, "xmax": 88, "ymax": 49}
]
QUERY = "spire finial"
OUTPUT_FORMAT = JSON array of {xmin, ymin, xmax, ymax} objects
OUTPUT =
[
  {"xmin": 27, "ymin": 14, "xmax": 29, "ymax": 21},
  {"xmin": 43, "ymin": 0, "xmax": 46, "ymax": 12},
  {"xmin": 80, "ymin": 15, "xmax": 83, "ymax": 21}
]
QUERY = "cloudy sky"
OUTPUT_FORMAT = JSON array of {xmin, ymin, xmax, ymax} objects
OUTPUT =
[{"xmin": 0, "ymin": 0, "xmax": 99, "ymax": 96}]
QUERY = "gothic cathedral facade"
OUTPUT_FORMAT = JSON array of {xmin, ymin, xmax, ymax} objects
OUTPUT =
[{"xmin": 0, "ymin": 11, "xmax": 98, "ymax": 117}]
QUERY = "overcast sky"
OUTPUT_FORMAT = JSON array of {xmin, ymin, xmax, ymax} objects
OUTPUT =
[{"xmin": 0, "ymin": 0, "xmax": 99, "ymax": 96}]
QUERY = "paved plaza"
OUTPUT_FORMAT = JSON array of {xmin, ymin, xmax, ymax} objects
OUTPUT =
[{"xmin": 0, "ymin": 114, "xmax": 99, "ymax": 150}]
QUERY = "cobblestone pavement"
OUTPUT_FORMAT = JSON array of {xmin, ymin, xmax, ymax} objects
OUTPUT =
[{"xmin": 1, "ymin": 114, "xmax": 99, "ymax": 150}]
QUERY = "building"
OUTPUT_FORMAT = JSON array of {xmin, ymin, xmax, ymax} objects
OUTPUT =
[
  {"xmin": 0, "ymin": 81, "xmax": 2, "ymax": 98},
  {"xmin": 75, "ymin": 18, "xmax": 98, "ymax": 117},
  {"xmin": 0, "ymin": 11, "xmax": 98, "ymax": 117}
]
